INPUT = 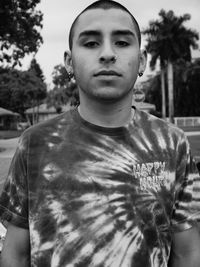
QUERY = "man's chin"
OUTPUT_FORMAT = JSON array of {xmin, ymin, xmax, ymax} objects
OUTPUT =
[
  {"xmin": 80, "ymin": 86, "xmax": 132, "ymax": 103},
  {"xmin": 92, "ymin": 88, "xmax": 132, "ymax": 103},
  {"xmin": 89, "ymin": 93, "xmax": 125, "ymax": 103}
]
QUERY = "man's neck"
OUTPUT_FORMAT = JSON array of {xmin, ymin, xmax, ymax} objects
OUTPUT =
[{"xmin": 78, "ymin": 95, "xmax": 134, "ymax": 128}]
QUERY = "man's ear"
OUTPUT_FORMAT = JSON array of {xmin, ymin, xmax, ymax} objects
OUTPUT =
[
  {"xmin": 64, "ymin": 50, "xmax": 73, "ymax": 73},
  {"xmin": 138, "ymin": 49, "xmax": 147, "ymax": 74}
]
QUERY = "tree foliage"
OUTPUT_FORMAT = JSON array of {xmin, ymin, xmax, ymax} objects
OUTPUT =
[
  {"xmin": 47, "ymin": 64, "xmax": 79, "ymax": 112},
  {"xmin": 29, "ymin": 58, "xmax": 45, "ymax": 82},
  {"xmin": 174, "ymin": 59, "xmax": 200, "ymax": 116},
  {"xmin": 0, "ymin": 66, "xmax": 47, "ymax": 117},
  {"xmin": 0, "ymin": 0, "xmax": 43, "ymax": 66},
  {"xmin": 143, "ymin": 10, "xmax": 199, "ymax": 66},
  {"xmin": 52, "ymin": 64, "xmax": 68, "ymax": 88},
  {"xmin": 146, "ymin": 59, "xmax": 200, "ymax": 117},
  {"xmin": 145, "ymin": 75, "xmax": 162, "ymax": 113},
  {"xmin": 143, "ymin": 9, "xmax": 199, "ymax": 121}
]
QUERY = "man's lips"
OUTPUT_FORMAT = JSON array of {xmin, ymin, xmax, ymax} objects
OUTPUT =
[{"xmin": 94, "ymin": 70, "xmax": 122, "ymax": 77}]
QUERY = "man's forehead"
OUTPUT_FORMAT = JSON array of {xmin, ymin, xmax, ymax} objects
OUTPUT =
[{"xmin": 74, "ymin": 8, "xmax": 136, "ymax": 37}]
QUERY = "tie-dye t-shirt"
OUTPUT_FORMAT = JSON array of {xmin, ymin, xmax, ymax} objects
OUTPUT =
[{"xmin": 0, "ymin": 107, "xmax": 200, "ymax": 267}]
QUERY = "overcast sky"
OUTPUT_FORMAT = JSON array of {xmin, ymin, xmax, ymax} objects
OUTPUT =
[{"xmin": 24, "ymin": 0, "xmax": 200, "ymax": 86}]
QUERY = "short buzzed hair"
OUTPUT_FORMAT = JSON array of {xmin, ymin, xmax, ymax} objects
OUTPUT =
[{"xmin": 68, "ymin": 0, "xmax": 141, "ymax": 50}]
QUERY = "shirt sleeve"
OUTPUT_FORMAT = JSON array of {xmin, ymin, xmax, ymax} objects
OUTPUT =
[
  {"xmin": 0, "ymin": 134, "xmax": 29, "ymax": 229},
  {"xmin": 171, "ymin": 132, "xmax": 200, "ymax": 232}
]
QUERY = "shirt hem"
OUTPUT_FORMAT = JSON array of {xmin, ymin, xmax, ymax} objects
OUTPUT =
[
  {"xmin": 171, "ymin": 212, "xmax": 200, "ymax": 232},
  {"xmin": 0, "ymin": 205, "xmax": 29, "ymax": 229}
]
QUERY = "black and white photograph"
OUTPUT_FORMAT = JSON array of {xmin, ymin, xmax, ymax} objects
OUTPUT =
[{"xmin": 0, "ymin": 0, "xmax": 200, "ymax": 266}]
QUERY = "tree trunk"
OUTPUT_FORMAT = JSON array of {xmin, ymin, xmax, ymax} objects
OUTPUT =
[
  {"xmin": 32, "ymin": 105, "xmax": 35, "ymax": 125},
  {"xmin": 36, "ymin": 101, "xmax": 39, "ymax": 123},
  {"xmin": 161, "ymin": 67, "xmax": 166, "ymax": 119},
  {"xmin": 167, "ymin": 60, "xmax": 174, "ymax": 123},
  {"xmin": 167, "ymin": 61, "xmax": 174, "ymax": 123}
]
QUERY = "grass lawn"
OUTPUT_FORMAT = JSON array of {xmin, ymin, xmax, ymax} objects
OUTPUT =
[
  {"xmin": 179, "ymin": 126, "xmax": 200, "ymax": 132},
  {"xmin": 0, "ymin": 158, "xmax": 12, "ymax": 194},
  {"xmin": 188, "ymin": 135, "xmax": 200, "ymax": 161}
]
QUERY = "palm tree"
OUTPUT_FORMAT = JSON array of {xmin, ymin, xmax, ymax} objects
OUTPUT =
[
  {"xmin": 143, "ymin": 10, "xmax": 199, "ymax": 122},
  {"xmin": 174, "ymin": 58, "xmax": 200, "ymax": 116}
]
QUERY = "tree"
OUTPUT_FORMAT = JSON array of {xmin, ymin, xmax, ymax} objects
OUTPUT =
[
  {"xmin": 145, "ymin": 74, "xmax": 163, "ymax": 115},
  {"xmin": 145, "ymin": 59, "xmax": 200, "ymax": 117},
  {"xmin": 52, "ymin": 64, "xmax": 68, "ymax": 88},
  {"xmin": 0, "ymin": 67, "xmax": 46, "ymax": 118},
  {"xmin": 46, "ymin": 87, "xmax": 68, "ymax": 113},
  {"xmin": 29, "ymin": 58, "xmax": 45, "ymax": 82},
  {"xmin": 143, "ymin": 10, "xmax": 199, "ymax": 122},
  {"xmin": 174, "ymin": 58, "xmax": 200, "ymax": 116},
  {"xmin": 0, "ymin": 0, "xmax": 43, "ymax": 67},
  {"xmin": 47, "ymin": 64, "xmax": 79, "ymax": 112},
  {"xmin": 28, "ymin": 58, "xmax": 47, "ymax": 122}
]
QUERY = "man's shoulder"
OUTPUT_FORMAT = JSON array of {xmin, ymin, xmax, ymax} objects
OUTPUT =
[
  {"xmin": 136, "ymin": 108, "xmax": 185, "ymax": 138},
  {"xmin": 21, "ymin": 109, "xmax": 74, "ymax": 141}
]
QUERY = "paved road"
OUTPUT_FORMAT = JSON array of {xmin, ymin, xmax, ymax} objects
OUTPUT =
[
  {"xmin": 0, "ymin": 138, "xmax": 19, "ymax": 193},
  {"xmin": 186, "ymin": 132, "xmax": 200, "ymax": 162},
  {"xmin": 0, "ymin": 138, "xmax": 19, "ymax": 240},
  {"xmin": 0, "ymin": 137, "xmax": 19, "ymax": 158},
  {"xmin": 0, "ymin": 138, "xmax": 19, "ymax": 239}
]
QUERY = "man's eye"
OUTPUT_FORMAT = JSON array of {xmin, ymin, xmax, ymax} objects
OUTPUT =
[
  {"xmin": 116, "ymin": 41, "xmax": 129, "ymax": 47},
  {"xmin": 84, "ymin": 41, "xmax": 99, "ymax": 48}
]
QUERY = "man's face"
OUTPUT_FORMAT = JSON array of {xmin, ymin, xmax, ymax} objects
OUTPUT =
[{"xmin": 69, "ymin": 8, "xmax": 143, "ymax": 102}]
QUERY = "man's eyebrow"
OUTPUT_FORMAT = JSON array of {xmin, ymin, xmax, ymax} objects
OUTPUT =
[
  {"xmin": 78, "ymin": 29, "xmax": 135, "ymax": 39},
  {"xmin": 78, "ymin": 30, "xmax": 101, "ymax": 39},
  {"xmin": 112, "ymin": 30, "xmax": 135, "ymax": 37}
]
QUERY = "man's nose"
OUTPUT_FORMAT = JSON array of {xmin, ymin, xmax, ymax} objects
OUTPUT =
[{"xmin": 99, "ymin": 43, "xmax": 117, "ymax": 64}]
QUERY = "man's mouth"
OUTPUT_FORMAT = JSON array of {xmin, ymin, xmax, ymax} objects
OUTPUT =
[{"xmin": 94, "ymin": 70, "xmax": 121, "ymax": 77}]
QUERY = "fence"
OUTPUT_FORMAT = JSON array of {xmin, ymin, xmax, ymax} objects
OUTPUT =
[{"xmin": 174, "ymin": 117, "xmax": 200, "ymax": 127}]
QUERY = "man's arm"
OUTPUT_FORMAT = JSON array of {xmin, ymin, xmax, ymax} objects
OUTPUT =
[
  {"xmin": 168, "ymin": 226, "xmax": 200, "ymax": 267},
  {"xmin": 0, "ymin": 223, "xmax": 30, "ymax": 267}
]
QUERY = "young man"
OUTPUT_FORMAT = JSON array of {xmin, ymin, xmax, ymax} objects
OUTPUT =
[{"xmin": 1, "ymin": 1, "xmax": 200, "ymax": 266}]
